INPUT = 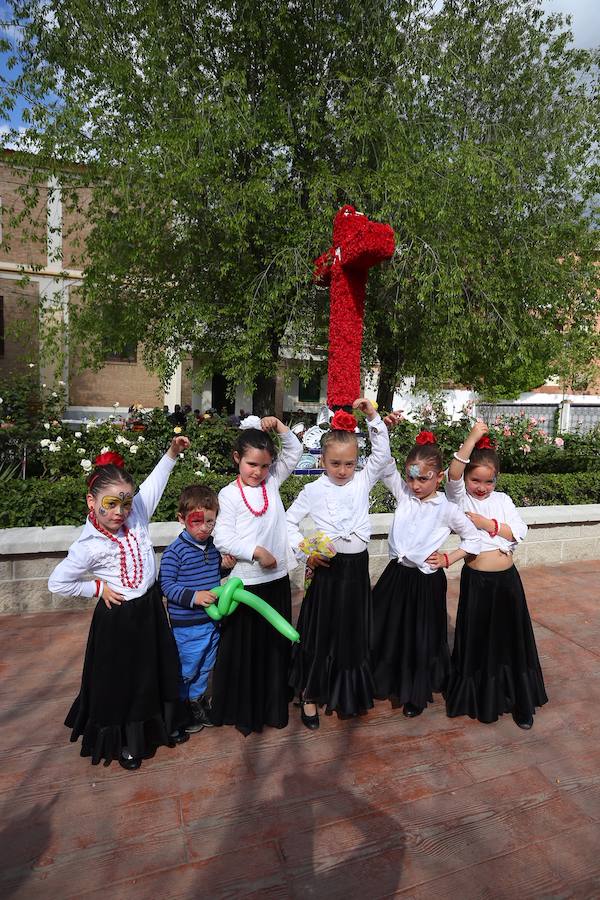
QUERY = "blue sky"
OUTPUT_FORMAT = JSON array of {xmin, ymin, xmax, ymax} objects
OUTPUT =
[{"xmin": 0, "ymin": 0, "xmax": 597, "ymax": 134}]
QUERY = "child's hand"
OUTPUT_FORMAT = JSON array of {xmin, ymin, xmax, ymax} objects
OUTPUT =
[
  {"xmin": 307, "ymin": 553, "xmax": 331, "ymax": 569},
  {"xmin": 221, "ymin": 554, "xmax": 236, "ymax": 569},
  {"xmin": 425, "ymin": 550, "xmax": 449, "ymax": 570},
  {"xmin": 465, "ymin": 511, "xmax": 494, "ymax": 532},
  {"xmin": 168, "ymin": 435, "xmax": 191, "ymax": 458},
  {"xmin": 384, "ymin": 410, "xmax": 404, "ymax": 429},
  {"xmin": 103, "ymin": 584, "xmax": 125, "ymax": 608},
  {"xmin": 470, "ymin": 420, "xmax": 489, "ymax": 442},
  {"xmin": 253, "ymin": 546, "xmax": 277, "ymax": 568},
  {"xmin": 261, "ymin": 416, "xmax": 286, "ymax": 434},
  {"xmin": 352, "ymin": 397, "xmax": 377, "ymax": 420},
  {"xmin": 194, "ymin": 590, "xmax": 217, "ymax": 607}
]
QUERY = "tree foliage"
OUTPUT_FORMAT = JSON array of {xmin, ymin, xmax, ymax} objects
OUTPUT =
[{"xmin": 1, "ymin": 0, "xmax": 599, "ymax": 406}]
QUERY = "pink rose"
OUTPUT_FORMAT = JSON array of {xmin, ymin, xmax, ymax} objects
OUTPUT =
[{"xmin": 554, "ymin": 437, "xmax": 564, "ymax": 448}]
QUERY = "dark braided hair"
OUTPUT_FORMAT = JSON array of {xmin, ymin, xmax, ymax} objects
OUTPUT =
[
  {"xmin": 234, "ymin": 428, "xmax": 278, "ymax": 461},
  {"xmin": 86, "ymin": 463, "xmax": 135, "ymax": 496},
  {"xmin": 405, "ymin": 443, "xmax": 444, "ymax": 473},
  {"xmin": 465, "ymin": 447, "xmax": 500, "ymax": 477}
]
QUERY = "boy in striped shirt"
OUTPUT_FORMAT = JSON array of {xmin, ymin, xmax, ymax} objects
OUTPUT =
[{"xmin": 160, "ymin": 485, "xmax": 235, "ymax": 733}]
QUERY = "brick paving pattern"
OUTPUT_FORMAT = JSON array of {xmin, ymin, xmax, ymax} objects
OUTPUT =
[{"xmin": 1, "ymin": 561, "xmax": 599, "ymax": 899}]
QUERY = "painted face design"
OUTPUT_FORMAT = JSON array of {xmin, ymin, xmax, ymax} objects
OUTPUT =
[
  {"xmin": 408, "ymin": 464, "xmax": 434, "ymax": 480},
  {"xmin": 99, "ymin": 492, "xmax": 133, "ymax": 515},
  {"xmin": 186, "ymin": 510, "xmax": 205, "ymax": 528}
]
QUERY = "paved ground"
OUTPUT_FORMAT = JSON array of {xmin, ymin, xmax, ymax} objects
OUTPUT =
[{"xmin": 1, "ymin": 561, "xmax": 599, "ymax": 899}]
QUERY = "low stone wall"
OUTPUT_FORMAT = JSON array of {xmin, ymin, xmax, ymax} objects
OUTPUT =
[{"xmin": 1, "ymin": 504, "xmax": 599, "ymax": 614}]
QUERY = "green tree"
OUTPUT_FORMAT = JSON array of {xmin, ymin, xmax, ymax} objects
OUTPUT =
[{"xmin": 1, "ymin": 0, "xmax": 598, "ymax": 409}]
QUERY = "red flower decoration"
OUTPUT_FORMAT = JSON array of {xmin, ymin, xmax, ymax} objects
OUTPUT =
[
  {"xmin": 415, "ymin": 430, "xmax": 436, "ymax": 445},
  {"xmin": 331, "ymin": 409, "xmax": 358, "ymax": 432},
  {"xmin": 94, "ymin": 451, "xmax": 125, "ymax": 468},
  {"xmin": 475, "ymin": 436, "xmax": 496, "ymax": 450}
]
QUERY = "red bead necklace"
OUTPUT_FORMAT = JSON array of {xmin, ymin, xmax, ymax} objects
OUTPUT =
[
  {"xmin": 89, "ymin": 511, "xmax": 144, "ymax": 589},
  {"xmin": 236, "ymin": 476, "xmax": 269, "ymax": 517}
]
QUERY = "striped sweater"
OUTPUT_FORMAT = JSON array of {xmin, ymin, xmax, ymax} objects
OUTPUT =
[{"xmin": 159, "ymin": 531, "xmax": 224, "ymax": 627}]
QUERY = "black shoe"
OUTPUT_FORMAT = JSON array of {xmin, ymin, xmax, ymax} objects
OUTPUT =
[
  {"xmin": 513, "ymin": 712, "xmax": 534, "ymax": 730},
  {"xmin": 186, "ymin": 697, "xmax": 214, "ymax": 732},
  {"xmin": 119, "ymin": 755, "xmax": 142, "ymax": 771},
  {"xmin": 170, "ymin": 729, "xmax": 191, "ymax": 745},
  {"xmin": 300, "ymin": 701, "xmax": 320, "ymax": 731},
  {"xmin": 403, "ymin": 703, "xmax": 423, "ymax": 718}
]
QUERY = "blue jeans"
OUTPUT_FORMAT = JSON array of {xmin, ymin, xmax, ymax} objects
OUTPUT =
[{"xmin": 173, "ymin": 622, "xmax": 220, "ymax": 701}]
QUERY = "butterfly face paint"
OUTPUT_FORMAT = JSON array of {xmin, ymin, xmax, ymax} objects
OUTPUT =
[
  {"xmin": 87, "ymin": 482, "xmax": 135, "ymax": 534},
  {"xmin": 405, "ymin": 462, "xmax": 441, "ymax": 500},
  {"xmin": 408, "ymin": 464, "xmax": 421, "ymax": 479},
  {"xmin": 99, "ymin": 492, "xmax": 133, "ymax": 514}
]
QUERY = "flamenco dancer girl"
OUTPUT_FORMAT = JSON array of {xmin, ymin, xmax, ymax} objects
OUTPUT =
[
  {"xmin": 445, "ymin": 420, "xmax": 547, "ymax": 728},
  {"xmin": 48, "ymin": 437, "xmax": 190, "ymax": 770}
]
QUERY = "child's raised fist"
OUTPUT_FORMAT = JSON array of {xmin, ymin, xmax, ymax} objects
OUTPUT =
[
  {"xmin": 470, "ymin": 420, "xmax": 489, "ymax": 442},
  {"xmin": 352, "ymin": 397, "xmax": 377, "ymax": 420},
  {"xmin": 384, "ymin": 410, "xmax": 404, "ymax": 429},
  {"xmin": 168, "ymin": 435, "xmax": 191, "ymax": 458}
]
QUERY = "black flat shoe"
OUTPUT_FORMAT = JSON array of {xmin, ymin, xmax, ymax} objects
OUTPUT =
[
  {"xmin": 118, "ymin": 756, "xmax": 142, "ymax": 771},
  {"xmin": 300, "ymin": 701, "xmax": 320, "ymax": 731},
  {"xmin": 513, "ymin": 712, "xmax": 534, "ymax": 730},
  {"xmin": 403, "ymin": 703, "xmax": 423, "ymax": 718},
  {"xmin": 170, "ymin": 729, "xmax": 191, "ymax": 745}
]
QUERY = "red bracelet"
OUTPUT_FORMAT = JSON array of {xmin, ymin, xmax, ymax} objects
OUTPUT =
[
  {"xmin": 94, "ymin": 578, "xmax": 101, "ymax": 597},
  {"xmin": 489, "ymin": 519, "xmax": 499, "ymax": 538},
  {"xmin": 443, "ymin": 553, "xmax": 449, "ymax": 569}
]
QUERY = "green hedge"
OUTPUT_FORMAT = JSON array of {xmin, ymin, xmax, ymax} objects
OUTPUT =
[{"xmin": 1, "ymin": 471, "xmax": 598, "ymax": 529}]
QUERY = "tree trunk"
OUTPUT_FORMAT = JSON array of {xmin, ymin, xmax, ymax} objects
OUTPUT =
[
  {"xmin": 252, "ymin": 334, "xmax": 280, "ymax": 416},
  {"xmin": 376, "ymin": 345, "xmax": 403, "ymax": 412}
]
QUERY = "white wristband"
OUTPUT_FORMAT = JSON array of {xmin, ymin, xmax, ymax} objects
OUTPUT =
[{"xmin": 453, "ymin": 452, "xmax": 470, "ymax": 465}]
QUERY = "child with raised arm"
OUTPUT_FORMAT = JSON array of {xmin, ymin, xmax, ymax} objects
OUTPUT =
[
  {"xmin": 211, "ymin": 415, "xmax": 302, "ymax": 735},
  {"xmin": 48, "ymin": 437, "xmax": 190, "ymax": 770},
  {"xmin": 445, "ymin": 420, "xmax": 547, "ymax": 728},
  {"xmin": 159, "ymin": 485, "xmax": 235, "ymax": 735},
  {"xmin": 372, "ymin": 429, "xmax": 481, "ymax": 718},
  {"xmin": 286, "ymin": 399, "xmax": 391, "ymax": 728}
]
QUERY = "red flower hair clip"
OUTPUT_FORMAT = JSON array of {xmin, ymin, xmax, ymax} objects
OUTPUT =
[
  {"xmin": 331, "ymin": 409, "xmax": 358, "ymax": 432},
  {"xmin": 475, "ymin": 436, "xmax": 496, "ymax": 450},
  {"xmin": 94, "ymin": 451, "xmax": 125, "ymax": 468},
  {"xmin": 415, "ymin": 430, "xmax": 436, "ymax": 445}
]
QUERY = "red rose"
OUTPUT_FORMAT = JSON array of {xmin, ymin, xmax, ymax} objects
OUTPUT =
[
  {"xmin": 475, "ymin": 436, "xmax": 496, "ymax": 450},
  {"xmin": 415, "ymin": 430, "xmax": 436, "ymax": 445},
  {"xmin": 331, "ymin": 409, "xmax": 358, "ymax": 432},
  {"xmin": 94, "ymin": 451, "xmax": 125, "ymax": 468}
]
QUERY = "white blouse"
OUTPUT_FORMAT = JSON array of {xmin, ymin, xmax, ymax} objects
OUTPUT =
[
  {"xmin": 48, "ymin": 454, "xmax": 177, "ymax": 600},
  {"xmin": 383, "ymin": 466, "xmax": 481, "ymax": 574},
  {"xmin": 213, "ymin": 430, "xmax": 302, "ymax": 586},
  {"xmin": 444, "ymin": 475, "xmax": 527, "ymax": 555},
  {"xmin": 286, "ymin": 414, "xmax": 391, "ymax": 556}
]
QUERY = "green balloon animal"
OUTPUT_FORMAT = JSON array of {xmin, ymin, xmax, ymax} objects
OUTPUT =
[{"xmin": 204, "ymin": 576, "xmax": 300, "ymax": 643}]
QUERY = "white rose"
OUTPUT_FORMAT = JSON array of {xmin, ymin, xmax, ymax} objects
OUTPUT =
[
  {"xmin": 137, "ymin": 435, "xmax": 145, "ymax": 442},
  {"xmin": 129, "ymin": 445, "xmax": 138, "ymax": 454},
  {"xmin": 40, "ymin": 439, "xmax": 51, "ymax": 447},
  {"xmin": 194, "ymin": 470, "xmax": 205, "ymax": 477},
  {"xmin": 77, "ymin": 448, "xmax": 86, "ymax": 455},
  {"xmin": 51, "ymin": 391, "xmax": 58, "ymax": 398},
  {"xmin": 80, "ymin": 459, "xmax": 92, "ymax": 471},
  {"xmin": 56, "ymin": 436, "xmax": 63, "ymax": 443},
  {"xmin": 42, "ymin": 383, "xmax": 47, "ymax": 388},
  {"xmin": 28, "ymin": 363, "xmax": 35, "ymax": 368},
  {"xmin": 48, "ymin": 442, "xmax": 59, "ymax": 452},
  {"xmin": 58, "ymin": 380, "xmax": 65, "ymax": 386},
  {"xmin": 196, "ymin": 454, "xmax": 210, "ymax": 468},
  {"xmin": 86, "ymin": 422, "xmax": 96, "ymax": 430},
  {"xmin": 100, "ymin": 446, "xmax": 110, "ymax": 454},
  {"xmin": 74, "ymin": 431, "xmax": 82, "ymax": 438},
  {"xmin": 240, "ymin": 414, "xmax": 262, "ymax": 430},
  {"xmin": 44, "ymin": 422, "xmax": 50, "ymax": 430},
  {"xmin": 0, "ymin": 398, "xmax": 3, "ymax": 404},
  {"xmin": 179, "ymin": 452, "xmax": 185, "ymax": 459}
]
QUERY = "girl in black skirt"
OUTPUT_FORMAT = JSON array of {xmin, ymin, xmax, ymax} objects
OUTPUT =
[
  {"xmin": 48, "ymin": 437, "xmax": 191, "ymax": 770},
  {"xmin": 286, "ymin": 398, "xmax": 392, "ymax": 728},
  {"xmin": 445, "ymin": 421, "xmax": 547, "ymax": 728},
  {"xmin": 372, "ymin": 430, "xmax": 480, "ymax": 717},
  {"xmin": 211, "ymin": 415, "xmax": 302, "ymax": 735}
]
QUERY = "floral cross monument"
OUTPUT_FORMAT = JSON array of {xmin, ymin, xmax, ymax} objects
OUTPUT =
[{"xmin": 314, "ymin": 205, "xmax": 395, "ymax": 409}]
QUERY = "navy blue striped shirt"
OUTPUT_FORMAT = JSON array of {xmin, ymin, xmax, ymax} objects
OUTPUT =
[{"xmin": 160, "ymin": 531, "xmax": 223, "ymax": 627}]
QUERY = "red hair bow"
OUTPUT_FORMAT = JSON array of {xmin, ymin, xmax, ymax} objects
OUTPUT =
[
  {"xmin": 475, "ymin": 436, "xmax": 496, "ymax": 450},
  {"xmin": 94, "ymin": 451, "xmax": 125, "ymax": 468},
  {"xmin": 415, "ymin": 430, "xmax": 436, "ymax": 445},
  {"xmin": 331, "ymin": 409, "xmax": 358, "ymax": 432}
]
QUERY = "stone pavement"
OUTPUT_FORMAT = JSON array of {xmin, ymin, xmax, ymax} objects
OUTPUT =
[{"xmin": 1, "ymin": 561, "xmax": 599, "ymax": 899}]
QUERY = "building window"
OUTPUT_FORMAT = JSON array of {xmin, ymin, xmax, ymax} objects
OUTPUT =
[
  {"xmin": 298, "ymin": 373, "xmax": 321, "ymax": 403},
  {"xmin": 0, "ymin": 297, "xmax": 4, "ymax": 358},
  {"xmin": 104, "ymin": 341, "xmax": 137, "ymax": 363}
]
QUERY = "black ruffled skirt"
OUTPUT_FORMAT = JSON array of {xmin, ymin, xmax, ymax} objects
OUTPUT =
[
  {"xmin": 65, "ymin": 584, "xmax": 186, "ymax": 765},
  {"xmin": 446, "ymin": 564, "xmax": 548, "ymax": 723},
  {"xmin": 210, "ymin": 575, "xmax": 293, "ymax": 736},
  {"xmin": 372, "ymin": 560, "xmax": 450, "ymax": 709},
  {"xmin": 289, "ymin": 551, "xmax": 375, "ymax": 717}
]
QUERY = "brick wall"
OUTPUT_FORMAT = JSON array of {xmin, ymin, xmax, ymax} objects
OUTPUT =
[
  {"xmin": 0, "ymin": 279, "xmax": 39, "ymax": 373},
  {"xmin": 0, "ymin": 162, "xmax": 48, "ymax": 268}
]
